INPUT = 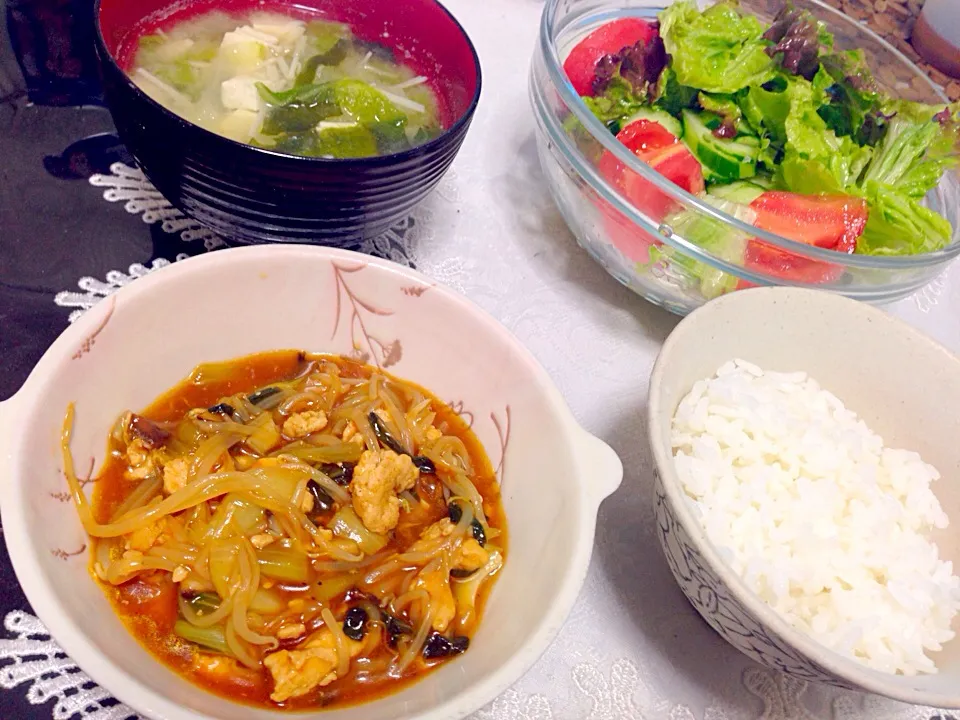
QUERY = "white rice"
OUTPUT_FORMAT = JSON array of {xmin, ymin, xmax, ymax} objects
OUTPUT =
[{"xmin": 671, "ymin": 359, "xmax": 960, "ymax": 675}]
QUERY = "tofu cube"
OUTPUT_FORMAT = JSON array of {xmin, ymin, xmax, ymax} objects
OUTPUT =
[{"xmin": 221, "ymin": 77, "xmax": 260, "ymax": 112}]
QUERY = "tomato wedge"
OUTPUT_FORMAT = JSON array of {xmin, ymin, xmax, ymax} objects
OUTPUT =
[
  {"xmin": 750, "ymin": 192, "xmax": 868, "ymax": 252},
  {"xmin": 563, "ymin": 18, "xmax": 658, "ymax": 97},
  {"xmin": 743, "ymin": 192, "xmax": 868, "ymax": 285},
  {"xmin": 596, "ymin": 118, "xmax": 705, "ymax": 263},
  {"xmin": 622, "ymin": 143, "xmax": 705, "ymax": 221},
  {"xmin": 596, "ymin": 118, "xmax": 677, "ymax": 184},
  {"xmin": 615, "ymin": 117, "xmax": 679, "ymax": 154}
]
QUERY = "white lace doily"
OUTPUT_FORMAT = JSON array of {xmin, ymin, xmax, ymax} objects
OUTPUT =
[
  {"xmin": 33, "ymin": 0, "xmax": 960, "ymax": 718},
  {"xmin": 54, "ymin": 162, "xmax": 432, "ymax": 322}
]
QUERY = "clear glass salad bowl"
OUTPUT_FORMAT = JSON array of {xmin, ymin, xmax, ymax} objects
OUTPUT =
[{"xmin": 529, "ymin": 0, "xmax": 960, "ymax": 316}]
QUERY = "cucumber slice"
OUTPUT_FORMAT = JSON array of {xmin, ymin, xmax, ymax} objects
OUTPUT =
[
  {"xmin": 681, "ymin": 109, "xmax": 759, "ymax": 182},
  {"xmin": 620, "ymin": 108, "xmax": 683, "ymax": 138},
  {"xmin": 707, "ymin": 181, "xmax": 765, "ymax": 204},
  {"xmin": 750, "ymin": 173, "xmax": 776, "ymax": 189},
  {"xmin": 735, "ymin": 135, "xmax": 761, "ymax": 148}
]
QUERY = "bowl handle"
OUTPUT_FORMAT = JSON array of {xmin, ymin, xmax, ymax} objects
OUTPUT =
[
  {"xmin": 0, "ymin": 393, "xmax": 19, "ymax": 487},
  {"xmin": 577, "ymin": 431, "xmax": 624, "ymax": 504}
]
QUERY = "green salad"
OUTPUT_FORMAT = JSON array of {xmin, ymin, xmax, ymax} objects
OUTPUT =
[{"xmin": 562, "ymin": 1, "xmax": 959, "ymax": 292}]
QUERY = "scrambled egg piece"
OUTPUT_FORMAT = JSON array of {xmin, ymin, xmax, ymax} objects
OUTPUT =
[
  {"xmin": 351, "ymin": 449, "xmax": 418, "ymax": 534},
  {"xmin": 122, "ymin": 414, "xmax": 172, "ymax": 480},
  {"xmin": 411, "ymin": 519, "xmax": 488, "ymax": 573},
  {"xmin": 234, "ymin": 454, "xmax": 257, "ymax": 471},
  {"xmin": 124, "ymin": 439, "xmax": 158, "ymax": 481},
  {"xmin": 300, "ymin": 492, "xmax": 314, "ymax": 514},
  {"xmin": 404, "ymin": 520, "xmax": 475, "ymax": 632},
  {"xmin": 424, "ymin": 425, "xmax": 443, "ymax": 443},
  {"xmin": 126, "ymin": 512, "xmax": 169, "ymax": 552},
  {"xmin": 342, "ymin": 421, "xmax": 364, "ymax": 445},
  {"xmin": 171, "ymin": 566, "xmax": 189, "ymax": 583},
  {"xmin": 250, "ymin": 533, "xmax": 276, "ymax": 549},
  {"xmin": 456, "ymin": 539, "xmax": 489, "ymax": 573},
  {"xmin": 414, "ymin": 565, "xmax": 457, "ymax": 633},
  {"xmin": 193, "ymin": 654, "xmax": 235, "ymax": 679},
  {"xmin": 283, "ymin": 410, "xmax": 328, "ymax": 438},
  {"xmin": 124, "ymin": 497, "xmax": 183, "ymax": 553},
  {"xmin": 276, "ymin": 623, "xmax": 306, "ymax": 640},
  {"xmin": 417, "ymin": 518, "xmax": 454, "ymax": 543},
  {"xmin": 264, "ymin": 628, "xmax": 361, "ymax": 702},
  {"xmin": 163, "ymin": 458, "xmax": 190, "ymax": 495}
]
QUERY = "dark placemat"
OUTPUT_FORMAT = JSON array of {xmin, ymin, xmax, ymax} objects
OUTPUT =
[
  {"xmin": 0, "ymin": 0, "xmax": 421, "ymax": 403},
  {"xmin": 0, "ymin": 1, "xmax": 417, "ymax": 717}
]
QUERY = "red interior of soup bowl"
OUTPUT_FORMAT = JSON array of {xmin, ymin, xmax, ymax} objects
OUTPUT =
[{"xmin": 97, "ymin": 0, "xmax": 480, "ymax": 128}]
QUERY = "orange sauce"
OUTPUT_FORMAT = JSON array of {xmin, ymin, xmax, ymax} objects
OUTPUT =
[{"xmin": 90, "ymin": 350, "xmax": 506, "ymax": 710}]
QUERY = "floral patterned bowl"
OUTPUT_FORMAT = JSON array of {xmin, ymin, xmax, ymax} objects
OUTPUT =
[
  {"xmin": 0, "ymin": 245, "xmax": 623, "ymax": 720},
  {"xmin": 648, "ymin": 287, "xmax": 960, "ymax": 707}
]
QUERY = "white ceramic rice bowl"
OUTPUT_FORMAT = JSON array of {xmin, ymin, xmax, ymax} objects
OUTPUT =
[
  {"xmin": 0, "ymin": 245, "xmax": 623, "ymax": 720},
  {"xmin": 648, "ymin": 286, "xmax": 960, "ymax": 707}
]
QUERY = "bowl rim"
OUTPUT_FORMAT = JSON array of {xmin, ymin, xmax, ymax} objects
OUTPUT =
[
  {"xmin": 93, "ymin": 0, "xmax": 483, "ymax": 166},
  {"xmin": 535, "ymin": 0, "xmax": 960, "ymax": 272},
  {"xmin": 647, "ymin": 285, "xmax": 960, "ymax": 708},
  {"xmin": 0, "ymin": 244, "xmax": 620, "ymax": 720}
]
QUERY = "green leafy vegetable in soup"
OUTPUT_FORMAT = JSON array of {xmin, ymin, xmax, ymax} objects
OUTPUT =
[{"xmin": 131, "ymin": 11, "xmax": 442, "ymax": 158}]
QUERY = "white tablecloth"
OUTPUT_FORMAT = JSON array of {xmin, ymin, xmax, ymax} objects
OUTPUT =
[{"xmin": 368, "ymin": 2, "xmax": 959, "ymax": 716}]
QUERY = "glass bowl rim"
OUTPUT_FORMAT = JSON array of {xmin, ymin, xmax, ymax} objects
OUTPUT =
[{"xmin": 536, "ymin": 0, "xmax": 960, "ymax": 271}]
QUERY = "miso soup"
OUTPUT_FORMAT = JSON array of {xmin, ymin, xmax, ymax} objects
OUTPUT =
[{"xmin": 130, "ymin": 12, "xmax": 444, "ymax": 158}]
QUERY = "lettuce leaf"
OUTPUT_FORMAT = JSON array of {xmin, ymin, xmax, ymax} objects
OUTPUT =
[
  {"xmin": 698, "ymin": 93, "xmax": 743, "ymax": 137},
  {"xmin": 654, "ymin": 67, "xmax": 699, "ymax": 117},
  {"xmin": 886, "ymin": 98, "xmax": 950, "ymax": 124},
  {"xmin": 763, "ymin": 5, "xmax": 833, "ymax": 81},
  {"xmin": 658, "ymin": 1, "xmax": 776, "ymax": 94},
  {"xmin": 778, "ymin": 81, "xmax": 872, "ymax": 193},
  {"xmin": 821, "ymin": 49, "xmax": 878, "ymax": 99},
  {"xmin": 582, "ymin": 78, "xmax": 648, "ymax": 132},
  {"xmin": 860, "ymin": 118, "xmax": 941, "ymax": 197},
  {"xmin": 583, "ymin": 38, "xmax": 669, "ymax": 131},
  {"xmin": 859, "ymin": 104, "xmax": 959, "ymax": 198},
  {"xmin": 815, "ymin": 50, "xmax": 885, "ymax": 144},
  {"xmin": 857, "ymin": 181, "xmax": 953, "ymax": 256},
  {"xmin": 648, "ymin": 197, "xmax": 752, "ymax": 299},
  {"xmin": 854, "ymin": 105, "xmax": 957, "ymax": 255},
  {"xmin": 740, "ymin": 83, "xmax": 790, "ymax": 149},
  {"xmin": 593, "ymin": 36, "xmax": 667, "ymax": 101}
]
